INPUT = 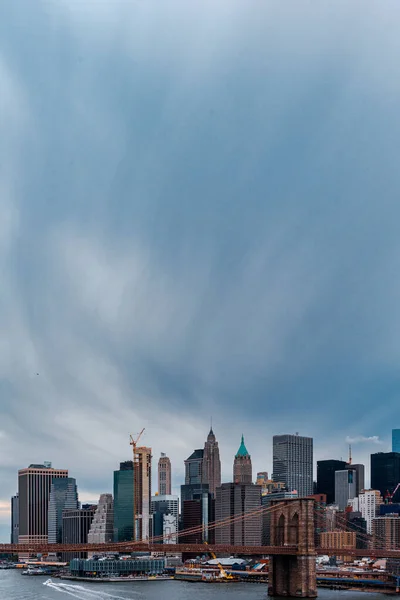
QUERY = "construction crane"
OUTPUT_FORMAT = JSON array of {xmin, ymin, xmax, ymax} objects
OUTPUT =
[
  {"xmin": 130, "ymin": 429, "xmax": 145, "ymax": 541},
  {"xmin": 204, "ymin": 541, "xmax": 235, "ymax": 580},
  {"xmin": 384, "ymin": 482, "xmax": 400, "ymax": 503}
]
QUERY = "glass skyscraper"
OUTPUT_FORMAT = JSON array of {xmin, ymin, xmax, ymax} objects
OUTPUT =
[
  {"xmin": 113, "ymin": 461, "xmax": 134, "ymax": 542},
  {"xmin": 48, "ymin": 478, "xmax": 79, "ymax": 544},
  {"xmin": 371, "ymin": 452, "xmax": 400, "ymax": 498},
  {"xmin": 272, "ymin": 434, "xmax": 313, "ymax": 497},
  {"xmin": 393, "ymin": 430, "xmax": 400, "ymax": 453}
]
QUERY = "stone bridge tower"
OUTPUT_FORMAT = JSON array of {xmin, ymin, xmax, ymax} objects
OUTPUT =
[{"xmin": 268, "ymin": 498, "xmax": 317, "ymax": 597}]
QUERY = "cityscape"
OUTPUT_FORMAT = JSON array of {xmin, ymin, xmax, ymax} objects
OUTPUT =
[
  {"xmin": 2, "ymin": 0, "xmax": 400, "ymax": 598},
  {"xmin": 4, "ymin": 426, "xmax": 400, "ymax": 589}
]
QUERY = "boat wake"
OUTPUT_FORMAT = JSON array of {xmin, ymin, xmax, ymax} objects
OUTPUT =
[{"xmin": 43, "ymin": 579, "xmax": 138, "ymax": 599}]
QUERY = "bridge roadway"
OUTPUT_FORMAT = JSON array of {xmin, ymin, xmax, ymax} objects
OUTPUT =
[{"xmin": 1, "ymin": 542, "xmax": 400, "ymax": 559}]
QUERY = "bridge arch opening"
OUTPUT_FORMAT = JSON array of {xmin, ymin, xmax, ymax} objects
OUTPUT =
[
  {"xmin": 275, "ymin": 514, "xmax": 285, "ymax": 546},
  {"xmin": 289, "ymin": 512, "xmax": 299, "ymax": 545}
]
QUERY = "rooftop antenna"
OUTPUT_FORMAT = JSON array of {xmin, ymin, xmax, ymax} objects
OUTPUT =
[{"xmin": 348, "ymin": 444, "xmax": 352, "ymax": 465}]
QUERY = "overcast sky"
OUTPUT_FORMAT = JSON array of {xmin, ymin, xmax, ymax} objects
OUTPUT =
[{"xmin": 1, "ymin": 1, "xmax": 400, "ymax": 542}]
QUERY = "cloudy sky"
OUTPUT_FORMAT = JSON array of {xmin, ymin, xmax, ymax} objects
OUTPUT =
[{"xmin": 1, "ymin": 1, "xmax": 400, "ymax": 542}]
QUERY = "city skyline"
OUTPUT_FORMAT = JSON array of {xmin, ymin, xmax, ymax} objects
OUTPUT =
[
  {"xmin": 0, "ymin": 426, "xmax": 395, "ymax": 542},
  {"xmin": 2, "ymin": 0, "xmax": 400, "ymax": 545}
]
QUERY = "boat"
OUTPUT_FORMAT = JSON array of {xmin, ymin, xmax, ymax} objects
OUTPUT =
[{"xmin": 22, "ymin": 567, "xmax": 48, "ymax": 576}]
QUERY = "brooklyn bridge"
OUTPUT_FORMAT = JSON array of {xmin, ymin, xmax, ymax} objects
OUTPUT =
[{"xmin": 2, "ymin": 499, "xmax": 400, "ymax": 597}]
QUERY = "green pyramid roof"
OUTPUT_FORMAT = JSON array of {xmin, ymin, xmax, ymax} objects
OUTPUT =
[{"xmin": 236, "ymin": 434, "xmax": 249, "ymax": 457}]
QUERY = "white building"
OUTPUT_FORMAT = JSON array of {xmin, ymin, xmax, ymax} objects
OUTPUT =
[
  {"xmin": 88, "ymin": 494, "xmax": 114, "ymax": 543},
  {"xmin": 162, "ymin": 513, "xmax": 178, "ymax": 544},
  {"xmin": 359, "ymin": 490, "xmax": 383, "ymax": 534}
]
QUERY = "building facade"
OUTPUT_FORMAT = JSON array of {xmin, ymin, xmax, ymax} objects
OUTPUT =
[
  {"xmin": 87, "ymin": 494, "xmax": 114, "ymax": 544},
  {"xmin": 272, "ymin": 434, "xmax": 313, "ymax": 497},
  {"xmin": 18, "ymin": 463, "xmax": 68, "ymax": 546},
  {"xmin": 184, "ymin": 449, "xmax": 204, "ymax": 485},
  {"xmin": 393, "ymin": 430, "xmax": 400, "ymax": 453},
  {"xmin": 317, "ymin": 460, "xmax": 347, "ymax": 505},
  {"xmin": 233, "ymin": 435, "xmax": 252, "ymax": 484},
  {"xmin": 135, "ymin": 446, "xmax": 152, "ymax": 541},
  {"xmin": 215, "ymin": 482, "xmax": 261, "ymax": 546},
  {"xmin": 48, "ymin": 478, "xmax": 78, "ymax": 543},
  {"xmin": 158, "ymin": 453, "xmax": 171, "ymax": 496},
  {"xmin": 371, "ymin": 452, "xmax": 400, "ymax": 499},
  {"xmin": 202, "ymin": 428, "xmax": 221, "ymax": 497},
  {"xmin": 346, "ymin": 463, "xmax": 365, "ymax": 497},
  {"xmin": 114, "ymin": 461, "xmax": 134, "ymax": 542},
  {"xmin": 358, "ymin": 489, "xmax": 383, "ymax": 534},
  {"xmin": 320, "ymin": 530, "xmax": 356, "ymax": 561},
  {"xmin": 372, "ymin": 515, "xmax": 400, "ymax": 550},
  {"xmin": 181, "ymin": 491, "xmax": 214, "ymax": 544},
  {"xmin": 11, "ymin": 493, "xmax": 19, "ymax": 544},
  {"xmin": 62, "ymin": 505, "xmax": 96, "ymax": 560},
  {"xmin": 151, "ymin": 494, "xmax": 179, "ymax": 521},
  {"xmin": 335, "ymin": 469, "xmax": 356, "ymax": 510}
]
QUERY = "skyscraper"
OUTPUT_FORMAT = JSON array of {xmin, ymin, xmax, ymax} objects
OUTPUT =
[
  {"xmin": 87, "ymin": 494, "xmax": 114, "ymax": 544},
  {"xmin": 346, "ymin": 463, "xmax": 365, "ymax": 497},
  {"xmin": 158, "ymin": 453, "xmax": 171, "ymax": 496},
  {"xmin": 11, "ymin": 493, "xmax": 19, "ymax": 544},
  {"xmin": 113, "ymin": 461, "xmax": 134, "ymax": 542},
  {"xmin": 335, "ymin": 469, "xmax": 357, "ymax": 510},
  {"xmin": 202, "ymin": 428, "xmax": 221, "ymax": 497},
  {"xmin": 272, "ymin": 434, "xmax": 313, "ymax": 497},
  {"xmin": 317, "ymin": 460, "xmax": 347, "ymax": 504},
  {"xmin": 184, "ymin": 449, "xmax": 204, "ymax": 485},
  {"xmin": 215, "ymin": 482, "xmax": 261, "ymax": 546},
  {"xmin": 233, "ymin": 435, "xmax": 252, "ymax": 484},
  {"xmin": 371, "ymin": 452, "xmax": 400, "ymax": 498},
  {"xmin": 62, "ymin": 505, "xmax": 96, "ymax": 560},
  {"xmin": 393, "ymin": 430, "xmax": 400, "ymax": 453},
  {"xmin": 48, "ymin": 478, "xmax": 78, "ymax": 544},
  {"xmin": 134, "ymin": 446, "xmax": 152, "ymax": 541},
  {"xmin": 18, "ymin": 463, "xmax": 68, "ymax": 546},
  {"xmin": 151, "ymin": 495, "xmax": 179, "ymax": 544},
  {"xmin": 358, "ymin": 489, "xmax": 383, "ymax": 534}
]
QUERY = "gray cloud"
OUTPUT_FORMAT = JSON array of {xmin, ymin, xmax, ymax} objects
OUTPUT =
[
  {"xmin": 346, "ymin": 436, "xmax": 383, "ymax": 445},
  {"xmin": 1, "ymin": 0, "xmax": 400, "ymax": 538}
]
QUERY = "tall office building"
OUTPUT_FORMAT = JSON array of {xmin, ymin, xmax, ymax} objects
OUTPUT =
[
  {"xmin": 215, "ymin": 482, "xmax": 261, "ymax": 546},
  {"xmin": 62, "ymin": 505, "xmax": 96, "ymax": 560},
  {"xmin": 158, "ymin": 454, "xmax": 171, "ymax": 496},
  {"xmin": 358, "ymin": 489, "xmax": 383, "ymax": 534},
  {"xmin": 180, "ymin": 490, "xmax": 214, "ymax": 544},
  {"xmin": 233, "ymin": 435, "xmax": 252, "ymax": 484},
  {"xmin": 335, "ymin": 469, "xmax": 357, "ymax": 510},
  {"xmin": 393, "ymin": 430, "xmax": 400, "ymax": 453},
  {"xmin": 11, "ymin": 493, "xmax": 19, "ymax": 544},
  {"xmin": 134, "ymin": 446, "xmax": 152, "ymax": 541},
  {"xmin": 113, "ymin": 461, "xmax": 134, "ymax": 542},
  {"xmin": 373, "ymin": 515, "xmax": 400, "ymax": 550},
  {"xmin": 48, "ymin": 478, "xmax": 78, "ymax": 543},
  {"xmin": 18, "ymin": 463, "xmax": 68, "ymax": 546},
  {"xmin": 272, "ymin": 434, "xmax": 313, "ymax": 497},
  {"xmin": 371, "ymin": 452, "xmax": 400, "ymax": 498},
  {"xmin": 87, "ymin": 494, "xmax": 114, "ymax": 544},
  {"xmin": 151, "ymin": 495, "xmax": 179, "ymax": 521},
  {"xmin": 202, "ymin": 428, "xmax": 221, "ymax": 497},
  {"xmin": 346, "ymin": 463, "xmax": 365, "ymax": 497},
  {"xmin": 317, "ymin": 460, "xmax": 347, "ymax": 504},
  {"xmin": 184, "ymin": 449, "xmax": 204, "ymax": 485},
  {"xmin": 151, "ymin": 495, "xmax": 179, "ymax": 544}
]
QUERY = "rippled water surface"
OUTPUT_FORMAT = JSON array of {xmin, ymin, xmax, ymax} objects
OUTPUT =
[{"xmin": 0, "ymin": 570, "xmax": 388, "ymax": 600}]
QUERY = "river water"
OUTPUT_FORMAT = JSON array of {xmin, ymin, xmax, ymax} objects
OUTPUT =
[{"xmin": 0, "ymin": 570, "xmax": 388, "ymax": 600}]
